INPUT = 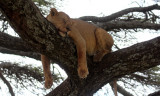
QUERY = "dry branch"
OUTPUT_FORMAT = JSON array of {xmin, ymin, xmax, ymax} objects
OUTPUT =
[
  {"xmin": 0, "ymin": 62, "xmax": 43, "ymax": 81},
  {"xmin": 0, "ymin": 71, "xmax": 15, "ymax": 96},
  {"xmin": 79, "ymin": 4, "xmax": 160, "ymax": 22}
]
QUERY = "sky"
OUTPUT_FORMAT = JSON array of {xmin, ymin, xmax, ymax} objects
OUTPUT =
[
  {"xmin": 57, "ymin": 0, "xmax": 129, "ymax": 18},
  {"xmin": 60, "ymin": 0, "xmax": 131, "ymax": 17},
  {"xmin": 59, "ymin": 0, "xmax": 158, "ymax": 17},
  {"xmin": 0, "ymin": 0, "xmax": 160, "ymax": 96}
]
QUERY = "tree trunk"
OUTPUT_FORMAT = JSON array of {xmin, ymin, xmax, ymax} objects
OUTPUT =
[{"xmin": 0, "ymin": 0, "xmax": 160, "ymax": 95}]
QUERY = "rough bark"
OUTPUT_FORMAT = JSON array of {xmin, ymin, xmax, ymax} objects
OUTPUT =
[
  {"xmin": 0, "ymin": 32, "xmax": 40, "ymax": 60},
  {"xmin": 0, "ymin": 46, "xmax": 40, "ymax": 60},
  {"xmin": 0, "ymin": 32, "xmax": 32, "ymax": 52},
  {"xmin": 0, "ymin": 0, "xmax": 160, "ymax": 96},
  {"xmin": 98, "ymin": 21, "xmax": 160, "ymax": 31}
]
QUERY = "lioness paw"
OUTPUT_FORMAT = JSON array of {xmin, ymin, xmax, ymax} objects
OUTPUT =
[
  {"xmin": 45, "ymin": 78, "xmax": 53, "ymax": 89},
  {"xmin": 78, "ymin": 67, "xmax": 89, "ymax": 78},
  {"xmin": 59, "ymin": 31, "xmax": 67, "ymax": 37}
]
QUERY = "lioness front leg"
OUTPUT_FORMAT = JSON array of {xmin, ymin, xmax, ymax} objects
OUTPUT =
[
  {"xmin": 41, "ymin": 55, "xmax": 53, "ymax": 88},
  {"xmin": 76, "ymin": 41, "xmax": 89, "ymax": 78},
  {"xmin": 68, "ymin": 30, "xmax": 89, "ymax": 78}
]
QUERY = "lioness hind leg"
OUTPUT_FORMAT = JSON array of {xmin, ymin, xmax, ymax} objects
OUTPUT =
[
  {"xmin": 93, "ymin": 28, "xmax": 113, "ymax": 62},
  {"xmin": 93, "ymin": 49, "xmax": 110, "ymax": 62},
  {"xmin": 41, "ymin": 55, "xmax": 53, "ymax": 89}
]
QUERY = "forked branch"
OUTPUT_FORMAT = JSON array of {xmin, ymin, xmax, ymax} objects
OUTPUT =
[{"xmin": 80, "ymin": 4, "xmax": 160, "ymax": 22}]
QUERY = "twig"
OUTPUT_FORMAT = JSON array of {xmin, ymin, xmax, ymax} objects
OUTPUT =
[
  {"xmin": 79, "ymin": 4, "xmax": 160, "ymax": 22},
  {"xmin": 0, "ymin": 71, "xmax": 15, "ymax": 96}
]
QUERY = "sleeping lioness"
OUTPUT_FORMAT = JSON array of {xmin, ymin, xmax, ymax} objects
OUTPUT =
[{"xmin": 41, "ymin": 8, "xmax": 114, "ymax": 88}]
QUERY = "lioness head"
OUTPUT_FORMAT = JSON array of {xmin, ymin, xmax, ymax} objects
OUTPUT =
[{"xmin": 46, "ymin": 8, "xmax": 72, "ymax": 32}]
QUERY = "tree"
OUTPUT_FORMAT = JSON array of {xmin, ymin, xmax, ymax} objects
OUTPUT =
[{"xmin": 0, "ymin": 0, "xmax": 160, "ymax": 96}]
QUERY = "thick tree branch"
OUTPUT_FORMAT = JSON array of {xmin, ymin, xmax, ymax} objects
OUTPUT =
[
  {"xmin": 0, "ymin": 47, "xmax": 40, "ymax": 60},
  {"xmin": 0, "ymin": 32, "xmax": 33, "ymax": 52},
  {"xmin": 0, "ymin": 71, "xmax": 15, "ymax": 96},
  {"xmin": 79, "ymin": 4, "xmax": 160, "ymax": 22},
  {"xmin": 98, "ymin": 20, "xmax": 160, "ymax": 31},
  {"xmin": 0, "ymin": 31, "xmax": 41, "ymax": 60},
  {"xmin": 46, "ymin": 78, "xmax": 72, "ymax": 96},
  {"xmin": 0, "ymin": 32, "xmax": 40, "ymax": 60}
]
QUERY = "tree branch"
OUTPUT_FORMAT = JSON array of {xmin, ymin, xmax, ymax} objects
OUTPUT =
[
  {"xmin": 0, "ymin": 32, "xmax": 40, "ymax": 60},
  {"xmin": 0, "ymin": 32, "xmax": 33, "ymax": 52},
  {"xmin": 98, "ymin": 20, "xmax": 160, "ymax": 31},
  {"xmin": 0, "ymin": 46, "xmax": 40, "ymax": 60},
  {"xmin": 116, "ymin": 83, "xmax": 134, "ymax": 96},
  {"xmin": 0, "ymin": 62, "xmax": 43, "ymax": 82},
  {"xmin": 79, "ymin": 4, "xmax": 160, "ymax": 22},
  {"xmin": 46, "ymin": 78, "xmax": 72, "ymax": 96},
  {"xmin": 130, "ymin": 73, "xmax": 160, "ymax": 87},
  {"xmin": 0, "ymin": 70, "xmax": 15, "ymax": 96}
]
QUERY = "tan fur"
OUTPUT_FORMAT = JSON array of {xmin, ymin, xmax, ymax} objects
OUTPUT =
[
  {"xmin": 113, "ymin": 80, "xmax": 118, "ymax": 96},
  {"xmin": 41, "ymin": 55, "xmax": 53, "ymax": 88},
  {"xmin": 41, "ymin": 8, "xmax": 114, "ymax": 88}
]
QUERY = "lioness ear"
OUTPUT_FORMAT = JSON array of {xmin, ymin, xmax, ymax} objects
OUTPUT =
[{"xmin": 50, "ymin": 8, "xmax": 58, "ymax": 16}]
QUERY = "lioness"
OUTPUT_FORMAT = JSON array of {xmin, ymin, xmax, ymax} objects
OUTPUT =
[{"xmin": 41, "ymin": 8, "xmax": 114, "ymax": 89}]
